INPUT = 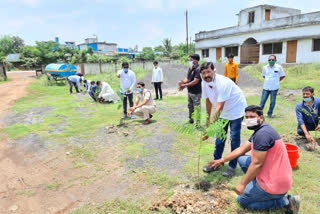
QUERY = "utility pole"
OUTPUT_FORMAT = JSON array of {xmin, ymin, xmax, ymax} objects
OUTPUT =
[
  {"xmin": 93, "ymin": 34, "xmax": 102, "ymax": 73},
  {"xmin": 186, "ymin": 10, "xmax": 188, "ymax": 54}
]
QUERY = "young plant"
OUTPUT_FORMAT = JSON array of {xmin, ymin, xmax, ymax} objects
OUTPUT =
[{"xmin": 169, "ymin": 107, "xmax": 228, "ymax": 180}]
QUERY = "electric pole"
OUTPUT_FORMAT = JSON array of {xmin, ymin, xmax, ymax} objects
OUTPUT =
[{"xmin": 186, "ymin": 10, "xmax": 188, "ymax": 54}]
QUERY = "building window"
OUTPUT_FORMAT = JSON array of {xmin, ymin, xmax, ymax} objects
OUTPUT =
[
  {"xmin": 248, "ymin": 11, "xmax": 255, "ymax": 24},
  {"xmin": 263, "ymin": 42, "xmax": 282, "ymax": 54},
  {"xmin": 202, "ymin": 49, "xmax": 209, "ymax": 58},
  {"xmin": 225, "ymin": 46, "xmax": 239, "ymax": 57},
  {"xmin": 313, "ymin": 39, "xmax": 320, "ymax": 51}
]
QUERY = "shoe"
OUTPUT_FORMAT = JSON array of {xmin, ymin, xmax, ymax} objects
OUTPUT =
[
  {"xmin": 143, "ymin": 119, "xmax": 151, "ymax": 125},
  {"xmin": 121, "ymin": 114, "xmax": 127, "ymax": 119},
  {"xmin": 203, "ymin": 165, "xmax": 220, "ymax": 173},
  {"xmin": 149, "ymin": 114, "xmax": 153, "ymax": 119},
  {"xmin": 160, "ymin": 98, "xmax": 162, "ymax": 100},
  {"xmin": 189, "ymin": 118, "xmax": 194, "ymax": 124},
  {"xmin": 285, "ymin": 195, "xmax": 300, "ymax": 214},
  {"xmin": 222, "ymin": 167, "xmax": 236, "ymax": 177},
  {"xmin": 268, "ymin": 115, "xmax": 273, "ymax": 118},
  {"xmin": 154, "ymin": 98, "xmax": 158, "ymax": 100},
  {"xmin": 130, "ymin": 114, "xmax": 136, "ymax": 119}
]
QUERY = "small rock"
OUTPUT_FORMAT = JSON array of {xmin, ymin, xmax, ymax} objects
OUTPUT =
[
  {"xmin": 8, "ymin": 205, "xmax": 18, "ymax": 211},
  {"xmin": 66, "ymin": 152, "xmax": 70, "ymax": 155},
  {"xmin": 123, "ymin": 132, "xmax": 129, "ymax": 136}
]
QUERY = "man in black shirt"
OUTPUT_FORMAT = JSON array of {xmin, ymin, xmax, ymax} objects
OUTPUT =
[{"xmin": 178, "ymin": 54, "xmax": 202, "ymax": 123}]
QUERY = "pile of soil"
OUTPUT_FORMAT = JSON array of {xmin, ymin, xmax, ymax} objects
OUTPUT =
[{"xmin": 150, "ymin": 184, "xmax": 235, "ymax": 214}]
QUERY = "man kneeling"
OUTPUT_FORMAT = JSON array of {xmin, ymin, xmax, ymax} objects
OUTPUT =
[
  {"xmin": 128, "ymin": 82, "xmax": 156, "ymax": 125},
  {"xmin": 209, "ymin": 105, "xmax": 300, "ymax": 213}
]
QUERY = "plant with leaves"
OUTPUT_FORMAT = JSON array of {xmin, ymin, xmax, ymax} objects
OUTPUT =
[
  {"xmin": 169, "ymin": 107, "xmax": 228, "ymax": 180},
  {"xmin": 162, "ymin": 38, "xmax": 172, "ymax": 57}
]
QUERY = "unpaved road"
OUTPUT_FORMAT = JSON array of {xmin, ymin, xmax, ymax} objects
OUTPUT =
[{"xmin": 0, "ymin": 71, "xmax": 35, "ymax": 122}]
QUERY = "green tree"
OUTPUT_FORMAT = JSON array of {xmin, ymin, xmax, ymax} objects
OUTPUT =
[
  {"xmin": 141, "ymin": 47, "xmax": 155, "ymax": 60},
  {"xmin": 154, "ymin": 45, "xmax": 165, "ymax": 53},
  {"xmin": 0, "ymin": 35, "xmax": 15, "ymax": 57},
  {"xmin": 162, "ymin": 38, "xmax": 172, "ymax": 57},
  {"xmin": 12, "ymin": 36, "xmax": 25, "ymax": 52},
  {"xmin": 87, "ymin": 46, "xmax": 94, "ymax": 55}
]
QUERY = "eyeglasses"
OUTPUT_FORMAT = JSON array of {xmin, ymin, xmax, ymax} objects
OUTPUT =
[{"xmin": 268, "ymin": 59, "xmax": 275, "ymax": 62}]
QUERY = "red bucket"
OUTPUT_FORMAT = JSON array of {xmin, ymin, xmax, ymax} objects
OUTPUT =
[{"xmin": 285, "ymin": 144, "xmax": 300, "ymax": 169}]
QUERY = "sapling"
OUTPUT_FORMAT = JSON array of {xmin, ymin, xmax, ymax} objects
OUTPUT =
[{"xmin": 169, "ymin": 106, "xmax": 228, "ymax": 181}]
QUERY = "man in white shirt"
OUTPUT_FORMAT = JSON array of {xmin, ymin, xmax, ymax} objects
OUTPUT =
[
  {"xmin": 97, "ymin": 81, "xmax": 114, "ymax": 103},
  {"xmin": 117, "ymin": 62, "xmax": 136, "ymax": 119},
  {"xmin": 128, "ymin": 82, "xmax": 156, "ymax": 125},
  {"xmin": 201, "ymin": 62, "xmax": 247, "ymax": 177},
  {"xmin": 259, "ymin": 55, "xmax": 286, "ymax": 118},
  {"xmin": 151, "ymin": 61, "xmax": 163, "ymax": 100}
]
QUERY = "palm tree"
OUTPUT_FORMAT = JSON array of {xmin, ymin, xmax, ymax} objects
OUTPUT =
[{"xmin": 162, "ymin": 38, "xmax": 172, "ymax": 57}]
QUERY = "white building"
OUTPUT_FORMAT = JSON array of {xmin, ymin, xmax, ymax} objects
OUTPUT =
[{"xmin": 195, "ymin": 5, "xmax": 320, "ymax": 64}]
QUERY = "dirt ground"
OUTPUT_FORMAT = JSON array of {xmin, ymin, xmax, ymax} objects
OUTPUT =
[{"xmin": 0, "ymin": 65, "xmax": 264, "ymax": 214}]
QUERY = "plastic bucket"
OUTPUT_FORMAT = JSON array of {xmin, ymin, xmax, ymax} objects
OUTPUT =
[{"xmin": 285, "ymin": 144, "xmax": 300, "ymax": 169}]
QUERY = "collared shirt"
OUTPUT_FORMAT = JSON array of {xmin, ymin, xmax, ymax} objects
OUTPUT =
[
  {"xmin": 201, "ymin": 74, "xmax": 247, "ymax": 120},
  {"xmin": 152, "ymin": 67, "xmax": 163, "ymax": 82},
  {"xmin": 261, "ymin": 63, "xmax": 285, "ymax": 90},
  {"xmin": 187, "ymin": 64, "xmax": 202, "ymax": 94},
  {"xmin": 84, "ymin": 80, "xmax": 91, "ymax": 91},
  {"xmin": 224, "ymin": 61, "xmax": 238, "ymax": 83},
  {"xmin": 248, "ymin": 123, "xmax": 292, "ymax": 194},
  {"xmin": 136, "ymin": 89, "xmax": 156, "ymax": 107},
  {"xmin": 68, "ymin": 75, "xmax": 81, "ymax": 88},
  {"xmin": 117, "ymin": 69, "xmax": 136, "ymax": 94},
  {"xmin": 295, "ymin": 97, "xmax": 320, "ymax": 132}
]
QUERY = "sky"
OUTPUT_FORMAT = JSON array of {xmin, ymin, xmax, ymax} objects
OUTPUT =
[{"xmin": 0, "ymin": 0, "xmax": 319, "ymax": 50}]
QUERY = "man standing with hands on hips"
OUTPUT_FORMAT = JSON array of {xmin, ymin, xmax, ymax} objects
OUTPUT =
[
  {"xmin": 117, "ymin": 62, "xmax": 136, "ymax": 119},
  {"xmin": 259, "ymin": 55, "xmax": 286, "ymax": 118}
]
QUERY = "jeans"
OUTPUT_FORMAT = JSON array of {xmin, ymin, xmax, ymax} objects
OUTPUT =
[
  {"xmin": 68, "ymin": 80, "xmax": 79, "ymax": 94},
  {"xmin": 154, "ymin": 82, "xmax": 162, "ymax": 99},
  {"xmin": 259, "ymin": 89, "xmax": 278, "ymax": 117},
  {"xmin": 237, "ymin": 155, "xmax": 288, "ymax": 210},
  {"xmin": 188, "ymin": 93, "xmax": 201, "ymax": 120},
  {"xmin": 214, "ymin": 117, "xmax": 243, "ymax": 169},
  {"xmin": 123, "ymin": 93, "xmax": 134, "ymax": 115},
  {"xmin": 88, "ymin": 91, "xmax": 96, "ymax": 102}
]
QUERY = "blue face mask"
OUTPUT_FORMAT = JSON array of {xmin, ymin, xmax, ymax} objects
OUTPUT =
[
  {"xmin": 303, "ymin": 97, "xmax": 312, "ymax": 102},
  {"xmin": 123, "ymin": 68, "xmax": 129, "ymax": 72},
  {"xmin": 137, "ymin": 88, "xmax": 142, "ymax": 92}
]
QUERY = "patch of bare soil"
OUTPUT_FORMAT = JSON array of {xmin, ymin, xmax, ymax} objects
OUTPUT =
[{"xmin": 150, "ymin": 184, "xmax": 236, "ymax": 214}]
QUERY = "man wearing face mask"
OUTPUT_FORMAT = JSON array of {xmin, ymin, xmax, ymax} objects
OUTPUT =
[
  {"xmin": 201, "ymin": 62, "xmax": 247, "ymax": 177},
  {"xmin": 209, "ymin": 105, "xmax": 300, "ymax": 213},
  {"xmin": 295, "ymin": 86, "xmax": 320, "ymax": 144},
  {"xmin": 224, "ymin": 53, "xmax": 238, "ymax": 84},
  {"xmin": 128, "ymin": 82, "xmax": 156, "ymax": 125},
  {"xmin": 117, "ymin": 62, "xmax": 136, "ymax": 119},
  {"xmin": 178, "ymin": 54, "xmax": 202, "ymax": 124},
  {"xmin": 151, "ymin": 61, "xmax": 163, "ymax": 100},
  {"xmin": 259, "ymin": 55, "xmax": 286, "ymax": 118}
]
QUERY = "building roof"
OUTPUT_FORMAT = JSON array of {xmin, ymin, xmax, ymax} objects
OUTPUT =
[
  {"xmin": 77, "ymin": 42, "xmax": 117, "ymax": 46},
  {"xmin": 236, "ymin": 4, "xmax": 301, "ymax": 15},
  {"xmin": 6, "ymin": 53, "xmax": 20, "ymax": 62}
]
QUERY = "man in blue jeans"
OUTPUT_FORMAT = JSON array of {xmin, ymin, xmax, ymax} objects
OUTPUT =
[
  {"xmin": 201, "ymin": 62, "xmax": 247, "ymax": 177},
  {"xmin": 259, "ymin": 55, "xmax": 285, "ymax": 118},
  {"xmin": 209, "ymin": 105, "xmax": 300, "ymax": 213}
]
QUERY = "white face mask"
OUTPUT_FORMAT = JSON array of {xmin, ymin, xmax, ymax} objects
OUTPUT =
[
  {"xmin": 189, "ymin": 61, "xmax": 193, "ymax": 67},
  {"xmin": 245, "ymin": 118, "xmax": 260, "ymax": 130}
]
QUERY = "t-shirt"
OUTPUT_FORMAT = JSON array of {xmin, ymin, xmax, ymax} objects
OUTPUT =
[
  {"xmin": 224, "ymin": 62, "xmax": 239, "ymax": 83},
  {"xmin": 187, "ymin": 64, "xmax": 202, "ymax": 94},
  {"xmin": 295, "ymin": 97, "xmax": 320, "ymax": 133},
  {"xmin": 248, "ymin": 123, "xmax": 292, "ymax": 194},
  {"xmin": 262, "ymin": 64, "xmax": 285, "ymax": 90},
  {"xmin": 202, "ymin": 74, "xmax": 246, "ymax": 120},
  {"xmin": 136, "ymin": 89, "xmax": 156, "ymax": 107}
]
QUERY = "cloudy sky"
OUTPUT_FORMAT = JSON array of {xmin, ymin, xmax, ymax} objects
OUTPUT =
[{"xmin": 0, "ymin": 0, "xmax": 319, "ymax": 50}]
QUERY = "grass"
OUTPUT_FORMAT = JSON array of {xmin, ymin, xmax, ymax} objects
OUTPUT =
[{"xmin": 242, "ymin": 63, "xmax": 320, "ymax": 90}]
